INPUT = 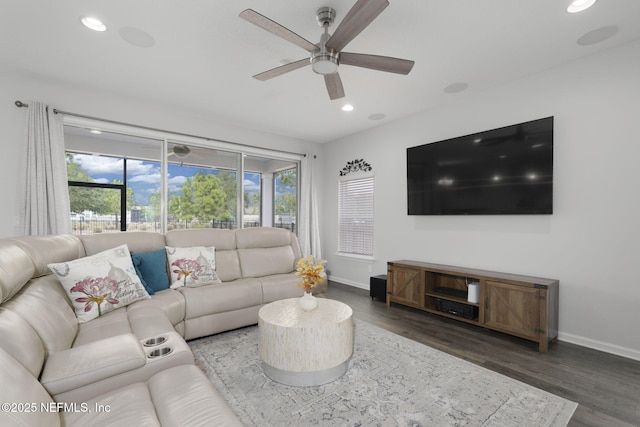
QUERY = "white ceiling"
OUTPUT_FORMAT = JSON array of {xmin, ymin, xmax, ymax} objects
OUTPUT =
[{"xmin": 2, "ymin": 1, "xmax": 640, "ymax": 143}]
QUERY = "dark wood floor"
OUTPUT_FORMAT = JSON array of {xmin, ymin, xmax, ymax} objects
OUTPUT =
[{"xmin": 325, "ymin": 282, "xmax": 640, "ymax": 427}]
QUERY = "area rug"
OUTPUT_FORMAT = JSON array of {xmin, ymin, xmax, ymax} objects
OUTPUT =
[{"xmin": 189, "ymin": 320, "xmax": 577, "ymax": 426}]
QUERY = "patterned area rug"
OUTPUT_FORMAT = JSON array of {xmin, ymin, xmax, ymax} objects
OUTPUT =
[{"xmin": 190, "ymin": 320, "xmax": 577, "ymax": 426}]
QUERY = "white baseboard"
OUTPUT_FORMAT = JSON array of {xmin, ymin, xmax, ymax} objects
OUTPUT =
[
  {"xmin": 558, "ymin": 332, "xmax": 640, "ymax": 362},
  {"xmin": 329, "ymin": 276, "xmax": 640, "ymax": 362},
  {"xmin": 328, "ymin": 275, "xmax": 368, "ymax": 291}
]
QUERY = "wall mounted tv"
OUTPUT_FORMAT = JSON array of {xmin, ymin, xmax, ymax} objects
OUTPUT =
[{"xmin": 407, "ymin": 117, "xmax": 553, "ymax": 215}]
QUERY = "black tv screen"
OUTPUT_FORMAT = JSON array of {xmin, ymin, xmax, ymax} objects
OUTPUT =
[{"xmin": 407, "ymin": 117, "xmax": 553, "ymax": 215}]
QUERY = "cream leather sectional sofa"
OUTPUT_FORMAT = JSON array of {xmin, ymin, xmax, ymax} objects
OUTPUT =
[{"xmin": 0, "ymin": 227, "xmax": 324, "ymax": 426}]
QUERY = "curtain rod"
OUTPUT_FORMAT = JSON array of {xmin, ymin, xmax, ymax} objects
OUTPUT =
[{"xmin": 14, "ymin": 100, "xmax": 307, "ymax": 158}]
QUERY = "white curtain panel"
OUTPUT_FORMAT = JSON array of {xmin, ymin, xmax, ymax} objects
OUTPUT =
[
  {"xmin": 298, "ymin": 154, "xmax": 322, "ymax": 258},
  {"xmin": 18, "ymin": 102, "xmax": 71, "ymax": 235}
]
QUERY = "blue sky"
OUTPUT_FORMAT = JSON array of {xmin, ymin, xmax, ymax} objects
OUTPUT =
[{"xmin": 73, "ymin": 154, "xmax": 260, "ymax": 206}]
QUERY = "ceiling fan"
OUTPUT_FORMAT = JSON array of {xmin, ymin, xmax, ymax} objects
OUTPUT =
[
  {"xmin": 170, "ymin": 144, "xmax": 191, "ymax": 159},
  {"xmin": 168, "ymin": 144, "xmax": 216, "ymax": 166},
  {"xmin": 239, "ymin": 0, "xmax": 415, "ymax": 100}
]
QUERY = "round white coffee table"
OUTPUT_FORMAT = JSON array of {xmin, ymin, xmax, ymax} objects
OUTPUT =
[{"xmin": 258, "ymin": 298, "xmax": 354, "ymax": 387}]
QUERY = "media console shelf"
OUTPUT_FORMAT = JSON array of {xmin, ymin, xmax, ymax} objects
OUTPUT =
[{"xmin": 387, "ymin": 260, "xmax": 559, "ymax": 352}]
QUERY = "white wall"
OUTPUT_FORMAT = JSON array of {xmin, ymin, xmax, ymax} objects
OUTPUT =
[
  {"xmin": 0, "ymin": 68, "xmax": 322, "ymax": 238},
  {"xmin": 322, "ymin": 40, "xmax": 640, "ymax": 360}
]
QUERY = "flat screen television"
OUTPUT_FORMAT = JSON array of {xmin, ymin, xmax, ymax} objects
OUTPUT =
[{"xmin": 407, "ymin": 117, "xmax": 553, "ymax": 215}]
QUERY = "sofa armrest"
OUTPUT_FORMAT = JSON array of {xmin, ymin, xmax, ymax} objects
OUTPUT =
[{"xmin": 40, "ymin": 334, "xmax": 146, "ymax": 395}]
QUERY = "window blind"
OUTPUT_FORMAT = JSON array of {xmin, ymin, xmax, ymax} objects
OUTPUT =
[{"xmin": 338, "ymin": 176, "xmax": 374, "ymax": 256}]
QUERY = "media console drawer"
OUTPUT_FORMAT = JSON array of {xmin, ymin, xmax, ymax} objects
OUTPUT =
[{"xmin": 387, "ymin": 260, "xmax": 559, "ymax": 352}]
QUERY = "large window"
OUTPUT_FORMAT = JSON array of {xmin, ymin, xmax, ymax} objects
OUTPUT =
[
  {"xmin": 63, "ymin": 124, "xmax": 299, "ymax": 235},
  {"xmin": 338, "ymin": 175, "xmax": 374, "ymax": 256}
]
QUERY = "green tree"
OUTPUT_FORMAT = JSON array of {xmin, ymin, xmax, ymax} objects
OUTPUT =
[
  {"xmin": 277, "ymin": 169, "xmax": 297, "ymax": 188},
  {"xmin": 100, "ymin": 179, "xmax": 136, "ymax": 215},
  {"xmin": 66, "ymin": 154, "xmax": 109, "ymax": 214},
  {"xmin": 216, "ymin": 170, "xmax": 237, "ymax": 221},
  {"xmin": 169, "ymin": 171, "xmax": 226, "ymax": 223},
  {"xmin": 275, "ymin": 168, "xmax": 297, "ymax": 222},
  {"xmin": 276, "ymin": 193, "xmax": 297, "ymax": 218},
  {"xmin": 148, "ymin": 190, "xmax": 162, "ymax": 221}
]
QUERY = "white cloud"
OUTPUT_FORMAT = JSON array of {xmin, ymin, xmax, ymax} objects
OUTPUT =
[
  {"xmin": 74, "ymin": 154, "xmax": 122, "ymax": 174},
  {"xmin": 243, "ymin": 179, "xmax": 260, "ymax": 192},
  {"xmin": 127, "ymin": 160, "xmax": 156, "ymax": 175},
  {"xmin": 93, "ymin": 178, "xmax": 110, "ymax": 184},
  {"xmin": 129, "ymin": 172, "xmax": 161, "ymax": 184},
  {"xmin": 74, "ymin": 155, "xmax": 156, "ymax": 176},
  {"xmin": 167, "ymin": 175, "xmax": 188, "ymax": 194},
  {"xmin": 168, "ymin": 175, "xmax": 187, "ymax": 186}
]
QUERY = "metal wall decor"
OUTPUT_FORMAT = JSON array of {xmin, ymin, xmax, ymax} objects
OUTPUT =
[{"xmin": 339, "ymin": 159, "xmax": 372, "ymax": 176}]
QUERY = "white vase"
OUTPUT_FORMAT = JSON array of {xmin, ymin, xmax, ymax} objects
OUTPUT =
[{"xmin": 298, "ymin": 291, "xmax": 318, "ymax": 311}]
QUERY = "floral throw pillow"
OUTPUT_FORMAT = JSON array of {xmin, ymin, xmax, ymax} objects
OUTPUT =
[
  {"xmin": 48, "ymin": 244, "xmax": 150, "ymax": 323},
  {"xmin": 165, "ymin": 246, "xmax": 222, "ymax": 288}
]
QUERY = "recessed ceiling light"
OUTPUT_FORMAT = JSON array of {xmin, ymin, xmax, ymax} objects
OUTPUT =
[
  {"xmin": 341, "ymin": 104, "xmax": 354, "ymax": 112},
  {"xmin": 81, "ymin": 16, "xmax": 107, "ymax": 32},
  {"xmin": 89, "ymin": 129, "xmax": 102, "ymax": 135},
  {"xmin": 567, "ymin": 0, "xmax": 597, "ymax": 13}
]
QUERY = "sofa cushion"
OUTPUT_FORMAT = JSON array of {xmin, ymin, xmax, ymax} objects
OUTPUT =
[
  {"xmin": 79, "ymin": 231, "xmax": 166, "ymax": 256},
  {"xmin": 166, "ymin": 246, "xmax": 222, "ymax": 288},
  {"xmin": 12, "ymin": 235, "xmax": 85, "ymax": 278},
  {"xmin": 165, "ymin": 228, "xmax": 236, "ymax": 250},
  {"xmin": 63, "ymin": 382, "xmax": 159, "ymax": 427},
  {"xmin": 147, "ymin": 364, "xmax": 243, "ymax": 426},
  {"xmin": 131, "ymin": 248, "xmax": 170, "ymax": 295},
  {"xmin": 61, "ymin": 365, "xmax": 243, "ymax": 427},
  {"xmin": 49, "ymin": 244, "xmax": 150, "ymax": 323},
  {"xmin": 259, "ymin": 273, "xmax": 303, "ymax": 304},
  {"xmin": 0, "ymin": 308, "xmax": 45, "ymax": 378},
  {"xmin": 179, "ymin": 278, "xmax": 262, "ymax": 319},
  {"xmin": 3, "ymin": 275, "xmax": 78, "ymax": 357},
  {"xmin": 0, "ymin": 348, "xmax": 60, "ymax": 427},
  {"xmin": 73, "ymin": 308, "xmax": 134, "ymax": 347},
  {"xmin": 0, "ymin": 241, "xmax": 35, "ymax": 304},
  {"xmin": 238, "ymin": 246, "xmax": 296, "ymax": 278},
  {"xmin": 235, "ymin": 226, "xmax": 294, "ymax": 249}
]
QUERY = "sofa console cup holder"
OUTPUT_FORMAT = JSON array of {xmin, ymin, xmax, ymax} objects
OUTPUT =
[
  {"xmin": 143, "ymin": 336, "xmax": 167, "ymax": 347},
  {"xmin": 148, "ymin": 347, "xmax": 172, "ymax": 358}
]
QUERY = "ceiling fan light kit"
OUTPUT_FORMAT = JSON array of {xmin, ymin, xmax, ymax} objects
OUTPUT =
[
  {"xmin": 240, "ymin": 0, "xmax": 414, "ymax": 100},
  {"xmin": 172, "ymin": 144, "xmax": 190, "ymax": 158}
]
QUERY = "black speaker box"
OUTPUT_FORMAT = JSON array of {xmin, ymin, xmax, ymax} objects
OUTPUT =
[{"xmin": 370, "ymin": 275, "xmax": 387, "ymax": 301}]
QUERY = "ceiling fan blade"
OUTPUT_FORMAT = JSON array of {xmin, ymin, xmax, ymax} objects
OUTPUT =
[
  {"xmin": 340, "ymin": 52, "xmax": 414, "ymax": 74},
  {"xmin": 324, "ymin": 73, "xmax": 345, "ymax": 100},
  {"xmin": 325, "ymin": 0, "xmax": 389, "ymax": 52},
  {"xmin": 240, "ymin": 9, "xmax": 318, "ymax": 53},
  {"xmin": 253, "ymin": 58, "xmax": 310, "ymax": 81}
]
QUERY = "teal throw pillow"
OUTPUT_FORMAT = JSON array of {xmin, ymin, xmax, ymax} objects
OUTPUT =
[{"xmin": 131, "ymin": 248, "xmax": 170, "ymax": 295}]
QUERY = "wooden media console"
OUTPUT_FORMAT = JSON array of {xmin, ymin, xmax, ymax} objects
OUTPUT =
[{"xmin": 387, "ymin": 260, "xmax": 559, "ymax": 352}]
